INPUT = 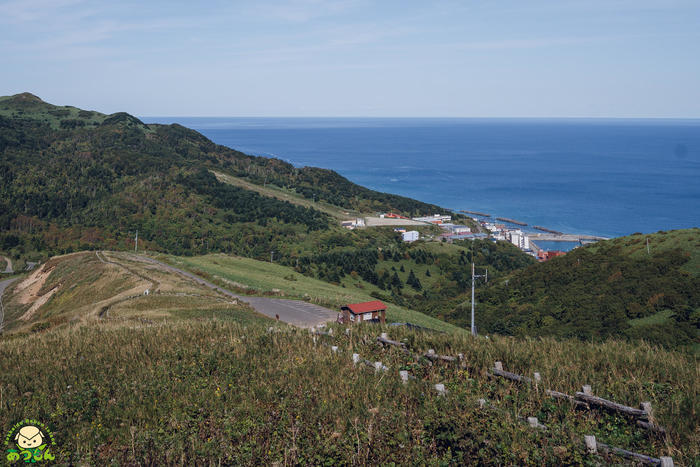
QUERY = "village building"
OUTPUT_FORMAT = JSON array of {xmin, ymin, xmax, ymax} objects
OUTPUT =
[
  {"xmin": 402, "ymin": 230, "xmax": 419, "ymax": 242},
  {"xmin": 339, "ymin": 300, "xmax": 387, "ymax": 324}
]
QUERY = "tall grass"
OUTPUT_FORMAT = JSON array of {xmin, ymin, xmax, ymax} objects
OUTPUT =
[{"xmin": 1, "ymin": 318, "xmax": 696, "ymax": 465}]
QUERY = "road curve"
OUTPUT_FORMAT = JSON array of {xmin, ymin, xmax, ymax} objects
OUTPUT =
[
  {"xmin": 1, "ymin": 256, "xmax": 13, "ymax": 274},
  {"xmin": 134, "ymin": 255, "xmax": 338, "ymax": 328}
]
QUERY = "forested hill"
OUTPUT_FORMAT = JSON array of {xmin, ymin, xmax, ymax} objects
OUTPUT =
[
  {"xmin": 0, "ymin": 93, "xmax": 448, "ymax": 257},
  {"xmin": 476, "ymin": 229, "xmax": 700, "ymax": 351}
]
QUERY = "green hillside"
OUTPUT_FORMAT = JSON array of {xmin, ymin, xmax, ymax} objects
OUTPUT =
[
  {"xmin": 0, "ymin": 93, "xmax": 456, "ymax": 262},
  {"xmin": 477, "ymin": 229, "xmax": 700, "ymax": 351}
]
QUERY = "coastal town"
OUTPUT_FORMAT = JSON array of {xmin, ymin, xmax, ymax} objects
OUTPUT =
[{"xmin": 343, "ymin": 212, "xmax": 609, "ymax": 261}]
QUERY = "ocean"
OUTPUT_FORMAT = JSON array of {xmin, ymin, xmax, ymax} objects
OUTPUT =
[{"xmin": 141, "ymin": 117, "xmax": 700, "ymax": 239}]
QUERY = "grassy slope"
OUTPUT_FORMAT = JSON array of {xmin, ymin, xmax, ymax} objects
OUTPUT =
[
  {"xmin": 155, "ymin": 252, "xmax": 464, "ymax": 333},
  {"xmin": 478, "ymin": 228, "xmax": 700, "ymax": 350},
  {"xmin": 0, "ymin": 92, "xmax": 109, "ymax": 128},
  {"xmin": 212, "ymin": 170, "xmax": 358, "ymax": 220},
  {"xmin": 0, "ymin": 319, "xmax": 696, "ymax": 464},
  {"xmin": 587, "ymin": 228, "xmax": 700, "ymax": 275},
  {"xmin": 1, "ymin": 251, "xmax": 263, "ymax": 335}
]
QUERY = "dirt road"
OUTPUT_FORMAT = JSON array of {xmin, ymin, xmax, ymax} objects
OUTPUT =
[
  {"xmin": 136, "ymin": 255, "xmax": 338, "ymax": 328},
  {"xmin": 1, "ymin": 256, "xmax": 13, "ymax": 274}
]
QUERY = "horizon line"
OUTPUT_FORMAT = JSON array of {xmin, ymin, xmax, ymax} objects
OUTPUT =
[{"xmin": 139, "ymin": 115, "xmax": 700, "ymax": 121}]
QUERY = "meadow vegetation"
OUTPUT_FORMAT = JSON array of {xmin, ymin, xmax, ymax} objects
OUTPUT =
[
  {"xmin": 0, "ymin": 318, "xmax": 696, "ymax": 464},
  {"xmin": 477, "ymin": 229, "xmax": 700, "ymax": 352}
]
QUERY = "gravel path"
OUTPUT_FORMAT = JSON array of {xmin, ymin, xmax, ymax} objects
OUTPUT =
[{"xmin": 1, "ymin": 256, "xmax": 13, "ymax": 274}]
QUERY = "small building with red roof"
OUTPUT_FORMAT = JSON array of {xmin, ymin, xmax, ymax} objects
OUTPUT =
[{"xmin": 340, "ymin": 300, "xmax": 387, "ymax": 324}]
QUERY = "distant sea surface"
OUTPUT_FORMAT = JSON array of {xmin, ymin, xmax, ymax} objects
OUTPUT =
[{"xmin": 142, "ymin": 117, "xmax": 700, "ymax": 239}]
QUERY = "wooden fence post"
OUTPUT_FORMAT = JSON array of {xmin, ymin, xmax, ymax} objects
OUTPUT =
[
  {"xmin": 584, "ymin": 435, "xmax": 597, "ymax": 454},
  {"xmin": 494, "ymin": 361, "xmax": 503, "ymax": 371},
  {"xmin": 660, "ymin": 456, "xmax": 674, "ymax": 467},
  {"xmin": 434, "ymin": 384, "xmax": 446, "ymax": 396},
  {"xmin": 399, "ymin": 370, "xmax": 409, "ymax": 384},
  {"xmin": 352, "ymin": 353, "xmax": 360, "ymax": 365},
  {"xmin": 582, "ymin": 385, "xmax": 592, "ymax": 395},
  {"xmin": 331, "ymin": 346, "xmax": 338, "ymax": 353}
]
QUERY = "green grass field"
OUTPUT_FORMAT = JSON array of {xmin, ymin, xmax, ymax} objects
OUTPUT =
[{"xmin": 154, "ymin": 252, "xmax": 464, "ymax": 333}]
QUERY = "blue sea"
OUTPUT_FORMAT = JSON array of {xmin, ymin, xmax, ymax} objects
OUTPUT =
[{"xmin": 142, "ymin": 117, "xmax": 700, "ymax": 239}]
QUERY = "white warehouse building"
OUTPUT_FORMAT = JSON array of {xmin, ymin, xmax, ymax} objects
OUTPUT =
[{"xmin": 402, "ymin": 230, "xmax": 419, "ymax": 242}]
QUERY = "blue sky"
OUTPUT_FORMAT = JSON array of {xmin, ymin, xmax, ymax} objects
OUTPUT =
[{"xmin": 1, "ymin": 0, "xmax": 699, "ymax": 117}]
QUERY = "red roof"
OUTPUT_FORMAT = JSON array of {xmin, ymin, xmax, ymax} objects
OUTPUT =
[{"xmin": 343, "ymin": 300, "xmax": 387, "ymax": 314}]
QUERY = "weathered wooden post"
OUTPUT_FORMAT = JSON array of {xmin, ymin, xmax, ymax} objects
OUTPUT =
[
  {"xmin": 660, "ymin": 456, "xmax": 674, "ymax": 467},
  {"xmin": 434, "ymin": 383, "xmax": 446, "ymax": 396},
  {"xmin": 584, "ymin": 435, "xmax": 597, "ymax": 454},
  {"xmin": 582, "ymin": 385, "xmax": 592, "ymax": 395},
  {"xmin": 527, "ymin": 417, "xmax": 538, "ymax": 428},
  {"xmin": 381, "ymin": 332, "xmax": 388, "ymax": 339},
  {"xmin": 428, "ymin": 349, "xmax": 436, "ymax": 356},
  {"xmin": 494, "ymin": 361, "xmax": 503, "ymax": 371},
  {"xmin": 328, "ymin": 328, "xmax": 333, "ymax": 335},
  {"xmin": 399, "ymin": 370, "xmax": 409, "ymax": 385},
  {"xmin": 352, "ymin": 353, "xmax": 360, "ymax": 365},
  {"xmin": 331, "ymin": 346, "xmax": 338, "ymax": 353},
  {"xmin": 478, "ymin": 398, "xmax": 487, "ymax": 408},
  {"xmin": 345, "ymin": 328, "xmax": 350, "ymax": 335},
  {"xmin": 533, "ymin": 372, "xmax": 541, "ymax": 383},
  {"xmin": 641, "ymin": 401, "xmax": 653, "ymax": 420},
  {"xmin": 374, "ymin": 361, "xmax": 383, "ymax": 372}
]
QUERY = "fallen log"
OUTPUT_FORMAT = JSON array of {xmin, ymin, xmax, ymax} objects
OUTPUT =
[
  {"xmin": 376, "ymin": 336, "xmax": 410, "ymax": 353},
  {"xmin": 491, "ymin": 367, "xmax": 532, "ymax": 384},
  {"xmin": 596, "ymin": 439, "xmax": 664, "ymax": 465},
  {"xmin": 636, "ymin": 420, "xmax": 667, "ymax": 435},
  {"xmin": 575, "ymin": 392, "xmax": 647, "ymax": 418},
  {"xmin": 545, "ymin": 389, "xmax": 590, "ymax": 409},
  {"xmin": 376, "ymin": 335, "xmax": 405, "ymax": 347},
  {"xmin": 424, "ymin": 352, "xmax": 457, "ymax": 362}
]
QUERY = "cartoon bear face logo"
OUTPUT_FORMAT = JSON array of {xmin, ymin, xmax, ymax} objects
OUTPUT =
[{"xmin": 15, "ymin": 425, "xmax": 44, "ymax": 449}]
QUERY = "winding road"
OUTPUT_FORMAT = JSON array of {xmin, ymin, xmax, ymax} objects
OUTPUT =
[{"xmin": 134, "ymin": 255, "xmax": 338, "ymax": 328}]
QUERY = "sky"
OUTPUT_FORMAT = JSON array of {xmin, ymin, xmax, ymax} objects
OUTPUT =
[{"xmin": 1, "ymin": 0, "xmax": 699, "ymax": 117}]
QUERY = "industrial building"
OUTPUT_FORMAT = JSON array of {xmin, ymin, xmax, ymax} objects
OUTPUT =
[{"xmin": 402, "ymin": 230, "xmax": 419, "ymax": 242}]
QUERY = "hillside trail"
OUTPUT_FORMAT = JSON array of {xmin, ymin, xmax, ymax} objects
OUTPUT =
[
  {"xmin": 1, "ymin": 256, "xmax": 13, "ymax": 274},
  {"xmin": 134, "ymin": 254, "xmax": 338, "ymax": 328}
]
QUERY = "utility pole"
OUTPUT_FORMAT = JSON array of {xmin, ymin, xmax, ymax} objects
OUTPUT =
[
  {"xmin": 135, "ymin": 230, "xmax": 138, "ymax": 252},
  {"xmin": 646, "ymin": 238, "xmax": 650, "ymax": 255},
  {"xmin": 270, "ymin": 251, "xmax": 274, "ymax": 263},
  {"xmin": 471, "ymin": 262, "xmax": 488, "ymax": 336}
]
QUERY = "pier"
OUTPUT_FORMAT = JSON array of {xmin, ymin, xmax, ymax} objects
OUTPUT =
[
  {"xmin": 496, "ymin": 217, "xmax": 527, "ymax": 226},
  {"xmin": 460, "ymin": 210, "xmax": 491, "ymax": 217},
  {"xmin": 529, "ymin": 233, "xmax": 609, "ymax": 242},
  {"xmin": 533, "ymin": 225, "xmax": 563, "ymax": 235}
]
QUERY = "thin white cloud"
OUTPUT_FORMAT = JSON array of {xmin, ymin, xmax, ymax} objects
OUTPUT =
[
  {"xmin": 252, "ymin": 0, "xmax": 366, "ymax": 23},
  {"xmin": 0, "ymin": 0, "xmax": 87, "ymax": 23}
]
